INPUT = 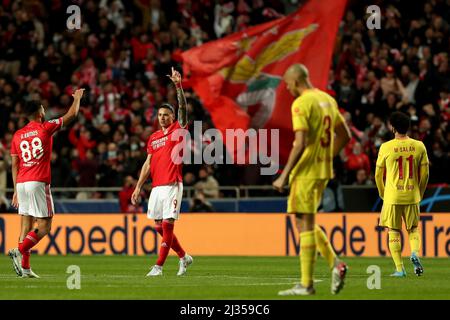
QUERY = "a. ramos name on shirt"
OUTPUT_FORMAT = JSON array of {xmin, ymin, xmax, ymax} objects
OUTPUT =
[{"xmin": 20, "ymin": 130, "xmax": 38, "ymax": 139}]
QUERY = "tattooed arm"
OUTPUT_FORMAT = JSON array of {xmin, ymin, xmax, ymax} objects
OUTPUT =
[{"xmin": 168, "ymin": 67, "xmax": 188, "ymax": 128}]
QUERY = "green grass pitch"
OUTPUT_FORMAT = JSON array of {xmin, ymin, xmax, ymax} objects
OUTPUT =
[{"xmin": 1, "ymin": 256, "xmax": 449, "ymax": 300}]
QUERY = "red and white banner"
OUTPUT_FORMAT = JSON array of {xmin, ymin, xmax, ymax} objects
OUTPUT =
[{"xmin": 182, "ymin": 0, "xmax": 347, "ymax": 164}]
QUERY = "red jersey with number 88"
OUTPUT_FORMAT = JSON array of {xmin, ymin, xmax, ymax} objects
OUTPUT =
[{"xmin": 10, "ymin": 118, "xmax": 63, "ymax": 184}]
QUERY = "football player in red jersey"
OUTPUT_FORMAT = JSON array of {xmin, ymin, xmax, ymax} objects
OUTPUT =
[
  {"xmin": 131, "ymin": 68, "xmax": 193, "ymax": 276},
  {"xmin": 8, "ymin": 88, "xmax": 85, "ymax": 278}
]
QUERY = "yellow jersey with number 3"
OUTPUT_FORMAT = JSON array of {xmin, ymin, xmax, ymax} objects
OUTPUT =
[
  {"xmin": 290, "ymin": 88, "xmax": 344, "ymax": 180},
  {"xmin": 376, "ymin": 138, "xmax": 429, "ymax": 204}
]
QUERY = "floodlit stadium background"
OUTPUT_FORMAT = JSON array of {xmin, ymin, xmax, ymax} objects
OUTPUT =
[{"xmin": 0, "ymin": 0, "xmax": 449, "ymax": 259}]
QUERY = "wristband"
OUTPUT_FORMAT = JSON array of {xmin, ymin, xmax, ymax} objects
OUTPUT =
[{"xmin": 175, "ymin": 83, "xmax": 182, "ymax": 89}]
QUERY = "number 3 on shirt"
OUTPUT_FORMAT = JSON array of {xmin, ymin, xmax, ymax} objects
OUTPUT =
[
  {"xmin": 20, "ymin": 137, "xmax": 44, "ymax": 162},
  {"xmin": 320, "ymin": 115, "xmax": 332, "ymax": 147}
]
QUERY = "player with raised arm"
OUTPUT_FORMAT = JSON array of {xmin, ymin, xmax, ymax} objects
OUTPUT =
[
  {"xmin": 8, "ymin": 89, "xmax": 85, "ymax": 278},
  {"xmin": 273, "ymin": 64, "xmax": 351, "ymax": 296},
  {"xmin": 131, "ymin": 67, "xmax": 193, "ymax": 276},
  {"xmin": 375, "ymin": 112, "xmax": 429, "ymax": 277}
]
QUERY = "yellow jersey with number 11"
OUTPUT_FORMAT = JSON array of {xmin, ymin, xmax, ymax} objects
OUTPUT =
[
  {"xmin": 376, "ymin": 138, "xmax": 429, "ymax": 204},
  {"xmin": 290, "ymin": 88, "xmax": 345, "ymax": 180}
]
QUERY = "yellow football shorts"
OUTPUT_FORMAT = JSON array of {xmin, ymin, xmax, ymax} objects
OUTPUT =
[
  {"xmin": 287, "ymin": 179, "xmax": 328, "ymax": 214},
  {"xmin": 379, "ymin": 203, "xmax": 420, "ymax": 230}
]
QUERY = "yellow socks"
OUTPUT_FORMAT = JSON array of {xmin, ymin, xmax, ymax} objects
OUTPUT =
[
  {"xmin": 314, "ymin": 225, "xmax": 336, "ymax": 269},
  {"xmin": 300, "ymin": 230, "xmax": 316, "ymax": 288},
  {"xmin": 408, "ymin": 228, "xmax": 421, "ymax": 255},
  {"xmin": 388, "ymin": 231, "xmax": 403, "ymax": 272}
]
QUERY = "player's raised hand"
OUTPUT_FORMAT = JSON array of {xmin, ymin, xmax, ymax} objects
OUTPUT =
[
  {"xmin": 167, "ymin": 67, "xmax": 182, "ymax": 86},
  {"xmin": 72, "ymin": 88, "xmax": 85, "ymax": 100},
  {"xmin": 11, "ymin": 192, "xmax": 18, "ymax": 209},
  {"xmin": 131, "ymin": 187, "xmax": 141, "ymax": 206}
]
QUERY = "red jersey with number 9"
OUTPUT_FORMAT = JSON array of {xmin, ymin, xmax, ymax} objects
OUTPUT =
[
  {"xmin": 10, "ymin": 118, "xmax": 63, "ymax": 184},
  {"xmin": 147, "ymin": 121, "xmax": 187, "ymax": 187}
]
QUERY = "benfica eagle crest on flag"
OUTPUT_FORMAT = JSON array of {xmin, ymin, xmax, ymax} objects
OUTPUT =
[{"xmin": 182, "ymin": 0, "xmax": 347, "ymax": 165}]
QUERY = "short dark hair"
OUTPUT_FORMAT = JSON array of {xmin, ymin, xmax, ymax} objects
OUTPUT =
[
  {"xmin": 389, "ymin": 111, "xmax": 410, "ymax": 134},
  {"xmin": 24, "ymin": 100, "xmax": 42, "ymax": 117},
  {"xmin": 158, "ymin": 103, "xmax": 175, "ymax": 114}
]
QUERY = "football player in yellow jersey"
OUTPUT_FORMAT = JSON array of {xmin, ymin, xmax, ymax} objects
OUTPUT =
[
  {"xmin": 375, "ymin": 111, "xmax": 429, "ymax": 277},
  {"xmin": 273, "ymin": 64, "xmax": 351, "ymax": 296}
]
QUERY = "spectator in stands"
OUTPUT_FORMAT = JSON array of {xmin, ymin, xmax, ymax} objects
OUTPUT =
[
  {"xmin": 343, "ymin": 111, "xmax": 364, "ymax": 150},
  {"xmin": 334, "ymin": 69, "xmax": 358, "ymax": 112},
  {"xmin": 380, "ymin": 65, "xmax": 406, "ymax": 100},
  {"xmin": 189, "ymin": 191, "xmax": 215, "ymax": 212},
  {"xmin": 415, "ymin": 58, "xmax": 436, "ymax": 106},
  {"xmin": 0, "ymin": 148, "xmax": 8, "ymax": 209},
  {"xmin": 76, "ymin": 149, "xmax": 99, "ymax": 188},
  {"xmin": 69, "ymin": 124, "xmax": 97, "ymax": 160},
  {"xmin": 353, "ymin": 168, "xmax": 373, "ymax": 186},
  {"xmin": 51, "ymin": 149, "xmax": 76, "ymax": 189},
  {"xmin": 418, "ymin": 117, "xmax": 434, "ymax": 150},
  {"xmin": 438, "ymin": 88, "xmax": 450, "ymax": 121},
  {"xmin": 74, "ymin": 148, "xmax": 99, "ymax": 200},
  {"xmin": 320, "ymin": 171, "xmax": 344, "ymax": 212},
  {"xmin": 342, "ymin": 142, "xmax": 371, "ymax": 184},
  {"xmin": 363, "ymin": 115, "xmax": 389, "ymax": 151},
  {"xmin": 214, "ymin": 2, "xmax": 235, "ymax": 38},
  {"xmin": 403, "ymin": 67, "xmax": 419, "ymax": 104},
  {"xmin": 183, "ymin": 172, "xmax": 196, "ymax": 187},
  {"xmin": 119, "ymin": 175, "xmax": 144, "ymax": 213},
  {"xmin": 194, "ymin": 167, "xmax": 220, "ymax": 198},
  {"xmin": 429, "ymin": 141, "xmax": 450, "ymax": 185},
  {"xmin": 0, "ymin": 0, "xmax": 449, "ymax": 198}
]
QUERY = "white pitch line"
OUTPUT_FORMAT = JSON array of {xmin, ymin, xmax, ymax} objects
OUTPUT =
[
  {"xmin": 181, "ymin": 275, "xmax": 324, "ymax": 283},
  {"xmin": 105, "ymin": 282, "xmax": 301, "ymax": 288}
]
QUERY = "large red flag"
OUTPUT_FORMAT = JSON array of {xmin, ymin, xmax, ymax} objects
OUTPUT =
[{"xmin": 182, "ymin": 0, "xmax": 347, "ymax": 165}]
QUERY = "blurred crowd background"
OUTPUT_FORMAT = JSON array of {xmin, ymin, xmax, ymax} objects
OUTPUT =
[{"xmin": 0, "ymin": 0, "xmax": 449, "ymax": 211}]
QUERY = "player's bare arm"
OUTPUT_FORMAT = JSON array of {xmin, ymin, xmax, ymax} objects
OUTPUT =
[
  {"xmin": 167, "ymin": 67, "xmax": 188, "ymax": 128},
  {"xmin": 419, "ymin": 163, "xmax": 429, "ymax": 200},
  {"xmin": 131, "ymin": 154, "xmax": 152, "ymax": 205},
  {"xmin": 374, "ymin": 165, "xmax": 385, "ymax": 199},
  {"xmin": 11, "ymin": 155, "xmax": 19, "ymax": 208},
  {"xmin": 62, "ymin": 88, "xmax": 85, "ymax": 126},
  {"xmin": 333, "ymin": 119, "xmax": 351, "ymax": 157},
  {"xmin": 272, "ymin": 130, "xmax": 307, "ymax": 192}
]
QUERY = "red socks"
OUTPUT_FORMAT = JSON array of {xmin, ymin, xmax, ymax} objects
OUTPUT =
[
  {"xmin": 18, "ymin": 242, "xmax": 30, "ymax": 269},
  {"xmin": 19, "ymin": 230, "xmax": 40, "ymax": 253},
  {"xmin": 170, "ymin": 234, "xmax": 186, "ymax": 259},
  {"xmin": 155, "ymin": 224, "xmax": 164, "ymax": 235},
  {"xmin": 19, "ymin": 230, "xmax": 40, "ymax": 269},
  {"xmin": 156, "ymin": 221, "xmax": 175, "ymax": 266},
  {"xmin": 155, "ymin": 223, "xmax": 186, "ymax": 259},
  {"xmin": 19, "ymin": 231, "xmax": 40, "ymax": 269}
]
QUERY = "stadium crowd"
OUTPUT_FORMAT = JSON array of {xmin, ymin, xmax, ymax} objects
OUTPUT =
[{"xmin": 0, "ymin": 0, "xmax": 449, "ymax": 208}]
